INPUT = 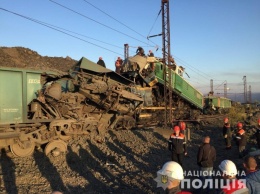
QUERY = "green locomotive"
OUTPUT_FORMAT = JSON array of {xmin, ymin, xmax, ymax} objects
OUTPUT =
[{"xmin": 120, "ymin": 55, "xmax": 231, "ymax": 122}]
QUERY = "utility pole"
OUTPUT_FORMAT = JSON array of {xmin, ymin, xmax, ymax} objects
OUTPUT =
[
  {"xmin": 161, "ymin": 0, "xmax": 172, "ymax": 127},
  {"xmin": 146, "ymin": 0, "xmax": 172, "ymax": 127},
  {"xmin": 248, "ymin": 85, "xmax": 252, "ymax": 103},
  {"xmin": 243, "ymin": 76, "xmax": 247, "ymax": 103},
  {"xmin": 210, "ymin": 79, "xmax": 213, "ymax": 94},
  {"xmin": 224, "ymin": 82, "xmax": 227, "ymax": 98},
  {"xmin": 124, "ymin": 44, "xmax": 129, "ymax": 59}
]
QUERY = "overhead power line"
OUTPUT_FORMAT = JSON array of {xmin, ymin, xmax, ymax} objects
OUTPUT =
[
  {"xmin": 49, "ymin": 0, "xmax": 154, "ymax": 47},
  {"xmin": 0, "ymin": 7, "xmax": 123, "ymax": 56},
  {"xmin": 83, "ymin": 0, "xmax": 158, "ymax": 47}
]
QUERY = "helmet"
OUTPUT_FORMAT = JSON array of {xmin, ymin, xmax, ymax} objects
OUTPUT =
[
  {"xmin": 224, "ymin": 117, "xmax": 228, "ymax": 123},
  {"xmin": 219, "ymin": 160, "xmax": 237, "ymax": 176},
  {"xmin": 157, "ymin": 161, "xmax": 184, "ymax": 180},
  {"xmin": 237, "ymin": 122, "xmax": 243, "ymax": 128},
  {"xmin": 173, "ymin": 126, "xmax": 180, "ymax": 132},
  {"xmin": 179, "ymin": 121, "xmax": 186, "ymax": 130}
]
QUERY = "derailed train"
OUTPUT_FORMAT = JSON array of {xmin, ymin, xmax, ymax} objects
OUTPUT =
[{"xmin": 0, "ymin": 55, "xmax": 231, "ymax": 157}]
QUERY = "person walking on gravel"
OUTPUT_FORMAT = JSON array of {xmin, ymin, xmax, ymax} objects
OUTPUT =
[
  {"xmin": 223, "ymin": 117, "xmax": 232, "ymax": 150},
  {"xmin": 168, "ymin": 126, "xmax": 187, "ymax": 167},
  {"xmin": 235, "ymin": 122, "xmax": 247, "ymax": 158},
  {"xmin": 197, "ymin": 136, "xmax": 216, "ymax": 193}
]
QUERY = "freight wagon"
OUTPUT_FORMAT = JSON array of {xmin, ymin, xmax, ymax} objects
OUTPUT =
[
  {"xmin": 0, "ymin": 67, "xmax": 53, "ymax": 125},
  {"xmin": 0, "ymin": 61, "xmax": 143, "ymax": 157},
  {"xmin": 203, "ymin": 96, "xmax": 232, "ymax": 114}
]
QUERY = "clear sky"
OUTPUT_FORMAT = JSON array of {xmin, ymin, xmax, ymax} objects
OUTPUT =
[{"xmin": 1, "ymin": 0, "xmax": 260, "ymax": 98}]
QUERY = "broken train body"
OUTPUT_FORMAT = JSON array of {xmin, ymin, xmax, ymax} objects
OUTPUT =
[
  {"xmin": 0, "ymin": 55, "xmax": 231, "ymax": 157},
  {"xmin": 0, "ymin": 57, "xmax": 143, "ymax": 157}
]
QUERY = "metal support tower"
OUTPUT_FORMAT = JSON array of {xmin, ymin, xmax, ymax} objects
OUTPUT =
[
  {"xmin": 243, "ymin": 76, "xmax": 247, "ymax": 103},
  {"xmin": 161, "ymin": 0, "xmax": 172, "ymax": 127},
  {"xmin": 124, "ymin": 44, "xmax": 129, "ymax": 59},
  {"xmin": 210, "ymin": 79, "xmax": 213, "ymax": 94},
  {"xmin": 224, "ymin": 83, "xmax": 227, "ymax": 98},
  {"xmin": 248, "ymin": 85, "xmax": 252, "ymax": 103}
]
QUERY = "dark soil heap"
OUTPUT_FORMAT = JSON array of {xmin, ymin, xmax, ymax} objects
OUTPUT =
[{"xmin": 0, "ymin": 46, "xmax": 76, "ymax": 72}]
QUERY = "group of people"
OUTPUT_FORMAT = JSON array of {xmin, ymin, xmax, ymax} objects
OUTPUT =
[
  {"xmin": 96, "ymin": 48, "xmax": 155, "ymax": 74},
  {"xmin": 223, "ymin": 118, "xmax": 248, "ymax": 158},
  {"xmin": 223, "ymin": 118, "xmax": 260, "ymax": 158},
  {"xmin": 156, "ymin": 118, "xmax": 260, "ymax": 193}
]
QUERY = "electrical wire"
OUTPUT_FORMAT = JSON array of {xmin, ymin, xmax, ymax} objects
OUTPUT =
[
  {"xmin": 147, "ymin": 9, "xmax": 161, "ymax": 39},
  {"xmin": 83, "ymin": 0, "xmax": 158, "ymax": 47},
  {"xmin": 49, "ymin": 0, "xmax": 154, "ymax": 47},
  {"xmin": 0, "ymin": 7, "xmax": 124, "ymax": 56}
]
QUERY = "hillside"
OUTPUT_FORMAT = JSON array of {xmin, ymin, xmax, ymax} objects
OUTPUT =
[{"xmin": 0, "ymin": 46, "xmax": 76, "ymax": 72}]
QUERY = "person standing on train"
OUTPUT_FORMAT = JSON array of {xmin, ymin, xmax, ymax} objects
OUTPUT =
[
  {"xmin": 148, "ymin": 50, "xmax": 154, "ymax": 57},
  {"xmin": 115, "ymin": 57, "xmax": 123, "ymax": 74},
  {"xmin": 97, "ymin": 57, "xmax": 106, "ymax": 68}
]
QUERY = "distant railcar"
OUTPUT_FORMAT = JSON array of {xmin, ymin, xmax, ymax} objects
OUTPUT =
[{"xmin": 203, "ymin": 96, "xmax": 232, "ymax": 114}]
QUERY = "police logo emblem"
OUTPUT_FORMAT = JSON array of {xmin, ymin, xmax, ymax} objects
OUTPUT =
[{"xmin": 161, "ymin": 175, "xmax": 168, "ymax": 184}]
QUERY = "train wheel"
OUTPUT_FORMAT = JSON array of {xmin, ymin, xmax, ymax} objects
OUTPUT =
[
  {"xmin": 10, "ymin": 141, "xmax": 35, "ymax": 157},
  {"xmin": 44, "ymin": 140, "xmax": 67, "ymax": 156},
  {"xmin": 59, "ymin": 134, "xmax": 71, "ymax": 141}
]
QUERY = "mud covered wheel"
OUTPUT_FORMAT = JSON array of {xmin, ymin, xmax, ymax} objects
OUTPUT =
[
  {"xmin": 44, "ymin": 139, "xmax": 67, "ymax": 156},
  {"xmin": 10, "ymin": 141, "xmax": 35, "ymax": 157}
]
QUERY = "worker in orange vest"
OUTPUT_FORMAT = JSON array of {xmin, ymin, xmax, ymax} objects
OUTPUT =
[
  {"xmin": 168, "ymin": 126, "xmax": 187, "ymax": 167},
  {"xmin": 235, "ymin": 122, "xmax": 247, "ymax": 158}
]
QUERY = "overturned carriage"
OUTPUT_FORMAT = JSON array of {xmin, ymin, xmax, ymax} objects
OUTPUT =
[
  {"xmin": 0, "ymin": 58, "xmax": 143, "ymax": 157},
  {"xmin": 120, "ymin": 55, "xmax": 204, "ymax": 124}
]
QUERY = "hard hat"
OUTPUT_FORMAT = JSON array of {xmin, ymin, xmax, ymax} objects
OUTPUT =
[
  {"xmin": 173, "ymin": 126, "xmax": 180, "ymax": 132},
  {"xmin": 179, "ymin": 121, "xmax": 186, "ymax": 130},
  {"xmin": 157, "ymin": 161, "xmax": 184, "ymax": 180},
  {"xmin": 219, "ymin": 160, "xmax": 237, "ymax": 176},
  {"xmin": 224, "ymin": 117, "xmax": 228, "ymax": 123},
  {"xmin": 237, "ymin": 122, "xmax": 243, "ymax": 128}
]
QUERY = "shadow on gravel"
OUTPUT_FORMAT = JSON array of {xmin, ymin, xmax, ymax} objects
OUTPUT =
[
  {"xmin": 66, "ymin": 145, "xmax": 113, "ymax": 194},
  {"xmin": 33, "ymin": 150, "xmax": 67, "ymax": 193},
  {"xmin": 0, "ymin": 149, "xmax": 18, "ymax": 194},
  {"xmin": 131, "ymin": 129, "xmax": 148, "ymax": 142}
]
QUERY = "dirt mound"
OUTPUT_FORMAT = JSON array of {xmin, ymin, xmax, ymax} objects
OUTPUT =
[{"xmin": 0, "ymin": 46, "xmax": 76, "ymax": 72}]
